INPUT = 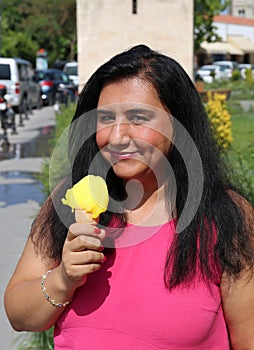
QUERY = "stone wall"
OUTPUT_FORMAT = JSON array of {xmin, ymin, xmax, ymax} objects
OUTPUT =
[{"xmin": 77, "ymin": 0, "xmax": 194, "ymax": 89}]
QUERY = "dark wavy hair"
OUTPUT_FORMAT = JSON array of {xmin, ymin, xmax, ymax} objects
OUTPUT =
[{"xmin": 31, "ymin": 44, "xmax": 254, "ymax": 289}]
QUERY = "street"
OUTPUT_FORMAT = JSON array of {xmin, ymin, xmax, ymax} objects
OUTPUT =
[{"xmin": 0, "ymin": 107, "xmax": 56, "ymax": 350}]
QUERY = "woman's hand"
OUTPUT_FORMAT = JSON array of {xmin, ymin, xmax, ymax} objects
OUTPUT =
[{"xmin": 58, "ymin": 223, "xmax": 107, "ymax": 293}]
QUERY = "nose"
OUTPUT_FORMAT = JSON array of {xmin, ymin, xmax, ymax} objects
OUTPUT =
[{"xmin": 108, "ymin": 120, "xmax": 130, "ymax": 144}]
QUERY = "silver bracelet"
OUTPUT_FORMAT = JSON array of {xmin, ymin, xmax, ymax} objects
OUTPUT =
[{"xmin": 41, "ymin": 270, "xmax": 73, "ymax": 308}]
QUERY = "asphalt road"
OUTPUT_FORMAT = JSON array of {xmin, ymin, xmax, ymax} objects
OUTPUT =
[{"xmin": 0, "ymin": 106, "xmax": 56, "ymax": 350}]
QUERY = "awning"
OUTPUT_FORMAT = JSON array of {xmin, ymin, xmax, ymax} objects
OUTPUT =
[
  {"xmin": 200, "ymin": 41, "xmax": 243, "ymax": 55},
  {"xmin": 228, "ymin": 35, "xmax": 254, "ymax": 53}
]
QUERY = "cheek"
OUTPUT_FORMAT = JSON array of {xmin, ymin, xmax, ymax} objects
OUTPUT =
[
  {"xmin": 138, "ymin": 129, "xmax": 171, "ymax": 148},
  {"xmin": 96, "ymin": 128, "xmax": 109, "ymax": 150},
  {"xmin": 141, "ymin": 131, "xmax": 172, "ymax": 158}
]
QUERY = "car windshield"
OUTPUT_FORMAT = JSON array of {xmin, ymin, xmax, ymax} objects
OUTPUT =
[
  {"xmin": 65, "ymin": 66, "xmax": 78, "ymax": 75},
  {"xmin": 200, "ymin": 67, "xmax": 215, "ymax": 72},
  {"xmin": 37, "ymin": 71, "xmax": 69, "ymax": 82}
]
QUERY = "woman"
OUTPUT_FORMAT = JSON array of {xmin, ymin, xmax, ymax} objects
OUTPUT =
[{"xmin": 4, "ymin": 45, "xmax": 254, "ymax": 349}]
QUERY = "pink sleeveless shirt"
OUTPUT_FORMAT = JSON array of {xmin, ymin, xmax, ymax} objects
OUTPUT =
[{"xmin": 54, "ymin": 220, "xmax": 230, "ymax": 349}]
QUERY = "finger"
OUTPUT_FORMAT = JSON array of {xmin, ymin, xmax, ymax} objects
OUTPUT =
[
  {"xmin": 69, "ymin": 262, "xmax": 104, "ymax": 276},
  {"xmin": 70, "ymin": 235, "xmax": 104, "ymax": 252},
  {"xmin": 68, "ymin": 250, "xmax": 106, "ymax": 265},
  {"xmin": 67, "ymin": 223, "xmax": 105, "ymax": 241}
]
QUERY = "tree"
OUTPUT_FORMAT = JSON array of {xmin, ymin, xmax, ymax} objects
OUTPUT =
[
  {"xmin": 0, "ymin": 0, "xmax": 76, "ymax": 66},
  {"xmin": 194, "ymin": 0, "xmax": 230, "ymax": 53}
]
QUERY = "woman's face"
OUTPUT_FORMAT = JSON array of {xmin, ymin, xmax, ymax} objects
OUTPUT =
[{"xmin": 96, "ymin": 77, "xmax": 173, "ymax": 184}]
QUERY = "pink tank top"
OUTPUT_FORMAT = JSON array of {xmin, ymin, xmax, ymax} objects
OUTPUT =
[{"xmin": 54, "ymin": 220, "xmax": 230, "ymax": 349}]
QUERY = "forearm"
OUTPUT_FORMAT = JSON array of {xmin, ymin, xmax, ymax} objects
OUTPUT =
[{"xmin": 4, "ymin": 267, "xmax": 76, "ymax": 332}]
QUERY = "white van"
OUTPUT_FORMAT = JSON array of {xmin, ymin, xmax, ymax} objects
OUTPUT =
[
  {"xmin": 0, "ymin": 57, "xmax": 41, "ymax": 113},
  {"xmin": 63, "ymin": 61, "xmax": 79, "ymax": 88}
]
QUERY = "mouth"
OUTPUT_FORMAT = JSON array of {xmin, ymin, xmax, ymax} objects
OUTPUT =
[{"xmin": 109, "ymin": 151, "xmax": 140, "ymax": 161}]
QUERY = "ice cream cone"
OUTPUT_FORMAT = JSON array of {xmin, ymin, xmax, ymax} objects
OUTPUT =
[
  {"xmin": 75, "ymin": 209, "xmax": 96, "ymax": 224},
  {"xmin": 61, "ymin": 175, "xmax": 109, "ymax": 223}
]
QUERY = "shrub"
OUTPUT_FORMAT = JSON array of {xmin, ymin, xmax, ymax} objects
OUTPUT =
[
  {"xmin": 205, "ymin": 92, "xmax": 233, "ymax": 150},
  {"xmin": 245, "ymin": 68, "xmax": 254, "ymax": 85},
  {"xmin": 231, "ymin": 70, "xmax": 241, "ymax": 81}
]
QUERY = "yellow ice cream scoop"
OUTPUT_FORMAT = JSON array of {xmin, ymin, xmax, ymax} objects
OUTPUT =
[{"xmin": 61, "ymin": 175, "xmax": 109, "ymax": 223}]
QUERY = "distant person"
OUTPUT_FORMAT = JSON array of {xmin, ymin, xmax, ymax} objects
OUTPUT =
[{"xmin": 4, "ymin": 45, "xmax": 254, "ymax": 349}]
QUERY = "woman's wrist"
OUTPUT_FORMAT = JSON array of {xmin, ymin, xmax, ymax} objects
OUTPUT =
[
  {"xmin": 41, "ymin": 270, "xmax": 73, "ymax": 307},
  {"xmin": 42, "ymin": 266, "xmax": 77, "ymax": 305}
]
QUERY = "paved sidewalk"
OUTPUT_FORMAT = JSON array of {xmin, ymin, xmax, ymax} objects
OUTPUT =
[{"xmin": 0, "ymin": 107, "xmax": 56, "ymax": 350}]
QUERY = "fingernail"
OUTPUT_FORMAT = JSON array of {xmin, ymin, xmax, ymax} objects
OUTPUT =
[{"xmin": 102, "ymin": 256, "xmax": 107, "ymax": 262}]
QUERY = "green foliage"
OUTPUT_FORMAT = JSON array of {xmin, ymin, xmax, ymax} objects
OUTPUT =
[
  {"xmin": 225, "ymin": 85, "xmax": 254, "ymax": 205},
  {"xmin": 16, "ymin": 328, "xmax": 54, "ymax": 350},
  {"xmin": 231, "ymin": 146, "xmax": 254, "ymax": 205},
  {"xmin": 0, "ymin": 0, "xmax": 230, "ymax": 64},
  {"xmin": 201, "ymin": 79, "xmax": 254, "ymax": 203},
  {"xmin": 245, "ymin": 68, "xmax": 254, "ymax": 85},
  {"xmin": 37, "ymin": 103, "xmax": 75, "ymax": 197},
  {"xmin": 194, "ymin": 0, "xmax": 230, "ymax": 53},
  {"xmin": 231, "ymin": 70, "xmax": 241, "ymax": 81},
  {"xmin": 207, "ymin": 79, "xmax": 254, "ymax": 99},
  {"xmin": 0, "ymin": 0, "xmax": 76, "ymax": 65}
]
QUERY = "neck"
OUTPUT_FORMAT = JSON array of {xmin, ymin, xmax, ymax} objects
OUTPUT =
[{"xmin": 124, "ymin": 180, "xmax": 174, "ymax": 226}]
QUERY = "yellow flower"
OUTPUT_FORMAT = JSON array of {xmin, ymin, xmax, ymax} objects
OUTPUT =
[{"xmin": 206, "ymin": 92, "xmax": 233, "ymax": 149}]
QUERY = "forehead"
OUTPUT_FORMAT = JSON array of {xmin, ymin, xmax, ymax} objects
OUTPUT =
[{"xmin": 98, "ymin": 77, "xmax": 166, "ymax": 111}]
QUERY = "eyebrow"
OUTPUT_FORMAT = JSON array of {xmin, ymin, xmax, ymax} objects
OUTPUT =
[
  {"xmin": 97, "ymin": 109, "xmax": 115, "ymax": 115},
  {"xmin": 97, "ymin": 108, "xmax": 155, "ymax": 115},
  {"xmin": 125, "ymin": 108, "xmax": 155, "ymax": 116}
]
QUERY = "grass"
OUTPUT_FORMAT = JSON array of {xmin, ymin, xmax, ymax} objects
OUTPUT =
[
  {"xmin": 226, "ymin": 96, "xmax": 254, "ymax": 203},
  {"xmin": 228, "ymin": 100, "xmax": 254, "ymax": 156},
  {"xmin": 207, "ymin": 78, "xmax": 254, "ymax": 100},
  {"xmin": 202, "ymin": 77, "xmax": 254, "ymax": 202}
]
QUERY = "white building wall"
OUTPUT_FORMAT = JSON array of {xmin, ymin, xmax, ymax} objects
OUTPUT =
[
  {"xmin": 77, "ymin": 0, "xmax": 194, "ymax": 89},
  {"xmin": 231, "ymin": 0, "xmax": 254, "ymax": 18},
  {"xmin": 215, "ymin": 22, "xmax": 254, "ymax": 42}
]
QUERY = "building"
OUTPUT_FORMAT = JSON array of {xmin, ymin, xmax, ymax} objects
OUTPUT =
[
  {"xmin": 76, "ymin": 0, "xmax": 194, "ymax": 89},
  {"xmin": 229, "ymin": 0, "xmax": 254, "ymax": 18},
  {"xmin": 198, "ymin": 14, "xmax": 254, "ymax": 65}
]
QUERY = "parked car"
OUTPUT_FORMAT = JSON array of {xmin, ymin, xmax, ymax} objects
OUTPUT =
[
  {"xmin": 35, "ymin": 68, "xmax": 76, "ymax": 106},
  {"xmin": 213, "ymin": 60, "xmax": 239, "ymax": 79},
  {"xmin": 0, "ymin": 57, "xmax": 42, "ymax": 114},
  {"xmin": 63, "ymin": 61, "xmax": 79, "ymax": 89},
  {"xmin": 196, "ymin": 64, "xmax": 227, "ymax": 83},
  {"xmin": 237, "ymin": 63, "xmax": 254, "ymax": 79}
]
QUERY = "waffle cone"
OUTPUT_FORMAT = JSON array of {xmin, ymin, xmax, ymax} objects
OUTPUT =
[{"xmin": 75, "ymin": 209, "xmax": 96, "ymax": 224}]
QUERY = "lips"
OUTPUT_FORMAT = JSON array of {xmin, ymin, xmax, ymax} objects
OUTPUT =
[{"xmin": 109, "ymin": 151, "xmax": 140, "ymax": 161}]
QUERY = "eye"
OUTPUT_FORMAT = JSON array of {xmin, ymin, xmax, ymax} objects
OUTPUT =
[
  {"xmin": 97, "ymin": 113, "xmax": 115, "ymax": 124},
  {"xmin": 130, "ymin": 114, "xmax": 149, "ymax": 124}
]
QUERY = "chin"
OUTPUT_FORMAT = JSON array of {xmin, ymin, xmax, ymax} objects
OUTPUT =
[{"xmin": 112, "ymin": 166, "xmax": 151, "ymax": 181}]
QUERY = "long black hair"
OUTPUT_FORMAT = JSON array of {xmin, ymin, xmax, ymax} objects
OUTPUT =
[{"xmin": 31, "ymin": 44, "xmax": 254, "ymax": 289}]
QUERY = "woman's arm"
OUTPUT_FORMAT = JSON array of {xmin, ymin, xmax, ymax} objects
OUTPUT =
[
  {"xmin": 221, "ymin": 193, "xmax": 254, "ymax": 349},
  {"xmin": 221, "ymin": 269, "xmax": 254, "ymax": 349},
  {"xmin": 4, "ymin": 223, "xmax": 106, "ymax": 332}
]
